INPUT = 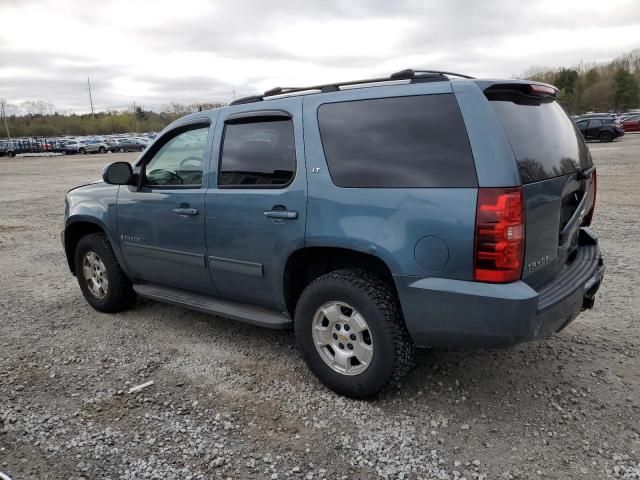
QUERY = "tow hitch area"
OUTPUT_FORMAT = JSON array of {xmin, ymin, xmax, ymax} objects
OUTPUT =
[{"xmin": 582, "ymin": 257, "xmax": 605, "ymax": 310}]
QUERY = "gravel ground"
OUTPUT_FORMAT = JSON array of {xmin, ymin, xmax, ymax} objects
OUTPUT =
[{"xmin": 1, "ymin": 136, "xmax": 639, "ymax": 480}]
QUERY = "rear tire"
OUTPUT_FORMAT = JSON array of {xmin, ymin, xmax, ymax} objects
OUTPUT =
[
  {"xmin": 79, "ymin": 147, "xmax": 86, "ymax": 154},
  {"xmin": 599, "ymin": 131, "xmax": 613, "ymax": 142},
  {"xmin": 294, "ymin": 269, "xmax": 414, "ymax": 398},
  {"xmin": 98, "ymin": 146, "xmax": 106, "ymax": 153},
  {"xmin": 74, "ymin": 233, "xmax": 136, "ymax": 313}
]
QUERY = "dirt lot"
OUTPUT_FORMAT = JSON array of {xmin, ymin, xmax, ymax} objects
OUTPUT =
[{"xmin": 1, "ymin": 136, "xmax": 639, "ymax": 480}]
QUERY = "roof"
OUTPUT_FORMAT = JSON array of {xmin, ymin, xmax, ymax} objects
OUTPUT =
[{"xmin": 230, "ymin": 69, "xmax": 475, "ymax": 106}]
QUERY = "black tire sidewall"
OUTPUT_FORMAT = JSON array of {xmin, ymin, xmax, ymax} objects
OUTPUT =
[
  {"xmin": 74, "ymin": 234, "xmax": 130, "ymax": 312},
  {"xmin": 600, "ymin": 132, "xmax": 612, "ymax": 142},
  {"xmin": 295, "ymin": 275, "xmax": 398, "ymax": 398}
]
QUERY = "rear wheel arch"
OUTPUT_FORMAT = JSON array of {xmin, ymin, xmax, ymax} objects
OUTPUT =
[
  {"xmin": 283, "ymin": 246, "xmax": 398, "ymax": 317},
  {"xmin": 599, "ymin": 130, "xmax": 613, "ymax": 142}
]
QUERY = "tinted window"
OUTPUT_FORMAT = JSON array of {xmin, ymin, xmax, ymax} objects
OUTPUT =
[
  {"xmin": 588, "ymin": 119, "xmax": 603, "ymax": 127},
  {"xmin": 576, "ymin": 120, "xmax": 588, "ymax": 128},
  {"xmin": 144, "ymin": 126, "xmax": 208, "ymax": 187},
  {"xmin": 317, "ymin": 94, "xmax": 476, "ymax": 188},
  {"xmin": 219, "ymin": 119, "xmax": 296, "ymax": 187},
  {"xmin": 488, "ymin": 97, "xmax": 590, "ymax": 184}
]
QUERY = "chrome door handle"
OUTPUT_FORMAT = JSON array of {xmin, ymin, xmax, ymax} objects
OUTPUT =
[
  {"xmin": 173, "ymin": 207, "xmax": 199, "ymax": 216},
  {"xmin": 264, "ymin": 209, "xmax": 298, "ymax": 219}
]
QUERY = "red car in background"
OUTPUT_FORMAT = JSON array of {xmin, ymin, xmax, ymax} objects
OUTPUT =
[{"xmin": 623, "ymin": 115, "xmax": 640, "ymax": 132}]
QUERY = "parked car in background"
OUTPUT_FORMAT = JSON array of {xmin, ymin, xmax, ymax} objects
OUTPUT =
[
  {"xmin": 574, "ymin": 116, "xmax": 624, "ymax": 142},
  {"xmin": 62, "ymin": 141, "xmax": 89, "ymax": 154},
  {"xmin": 86, "ymin": 139, "xmax": 109, "ymax": 153},
  {"xmin": 63, "ymin": 140, "xmax": 107, "ymax": 154},
  {"xmin": 622, "ymin": 115, "xmax": 640, "ymax": 132},
  {"xmin": 0, "ymin": 140, "xmax": 17, "ymax": 157},
  {"xmin": 110, "ymin": 138, "xmax": 148, "ymax": 152}
]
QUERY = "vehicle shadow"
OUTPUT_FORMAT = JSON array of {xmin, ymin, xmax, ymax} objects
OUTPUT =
[{"xmin": 136, "ymin": 298, "xmax": 600, "ymax": 417}]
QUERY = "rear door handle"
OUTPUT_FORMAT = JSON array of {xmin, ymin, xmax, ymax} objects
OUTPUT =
[
  {"xmin": 173, "ymin": 207, "xmax": 199, "ymax": 216},
  {"xmin": 264, "ymin": 206, "xmax": 298, "ymax": 219}
]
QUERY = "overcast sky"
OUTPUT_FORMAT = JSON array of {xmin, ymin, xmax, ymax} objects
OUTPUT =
[{"xmin": 1, "ymin": 0, "xmax": 639, "ymax": 113}]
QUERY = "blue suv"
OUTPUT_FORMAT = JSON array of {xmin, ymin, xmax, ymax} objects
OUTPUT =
[{"xmin": 63, "ymin": 70, "xmax": 604, "ymax": 397}]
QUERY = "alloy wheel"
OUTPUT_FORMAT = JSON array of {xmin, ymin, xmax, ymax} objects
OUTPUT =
[
  {"xmin": 82, "ymin": 251, "xmax": 109, "ymax": 299},
  {"xmin": 311, "ymin": 301, "xmax": 374, "ymax": 375}
]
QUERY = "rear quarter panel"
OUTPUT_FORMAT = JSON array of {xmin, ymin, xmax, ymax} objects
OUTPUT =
[{"xmin": 302, "ymin": 82, "xmax": 477, "ymax": 280}]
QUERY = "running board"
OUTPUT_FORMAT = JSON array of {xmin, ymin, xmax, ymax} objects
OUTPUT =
[{"xmin": 133, "ymin": 283, "xmax": 291, "ymax": 329}]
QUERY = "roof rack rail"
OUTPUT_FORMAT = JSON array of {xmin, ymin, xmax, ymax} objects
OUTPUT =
[
  {"xmin": 390, "ymin": 69, "xmax": 475, "ymax": 80},
  {"xmin": 230, "ymin": 69, "xmax": 475, "ymax": 106}
]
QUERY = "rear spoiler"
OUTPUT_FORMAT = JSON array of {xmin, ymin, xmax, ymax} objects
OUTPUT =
[{"xmin": 482, "ymin": 82, "xmax": 558, "ymax": 105}]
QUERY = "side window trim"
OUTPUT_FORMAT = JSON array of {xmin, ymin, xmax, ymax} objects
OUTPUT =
[
  {"xmin": 139, "ymin": 121, "xmax": 210, "ymax": 190},
  {"xmin": 217, "ymin": 116, "xmax": 297, "ymax": 190}
]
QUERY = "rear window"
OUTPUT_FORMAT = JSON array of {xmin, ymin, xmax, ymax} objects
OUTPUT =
[
  {"xmin": 487, "ymin": 89, "xmax": 590, "ymax": 184},
  {"xmin": 317, "ymin": 94, "xmax": 477, "ymax": 188}
]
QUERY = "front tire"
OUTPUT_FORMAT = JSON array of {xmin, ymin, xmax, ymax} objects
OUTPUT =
[
  {"xmin": 74, "ymin": 233, "xmax": 136, "ymax": 313},
  {"xmin": 599, "ymin": 131, "xmax": 613, "ymax": 142},
  {"xmin": 98, "ymin": 146, "xmax": 106, "ymax": 153},
  {"xmin": 79, "ymin": 147, "xmax": 86, "ymax": 154},
  {"xmin": 295, "ymin": 269, "xmax": 414, "ymax": 398}
]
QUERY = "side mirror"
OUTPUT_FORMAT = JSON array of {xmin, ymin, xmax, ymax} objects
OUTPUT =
[{"xmin": 102, "ymin": 161, "xmax": 133, "ymax": 185}]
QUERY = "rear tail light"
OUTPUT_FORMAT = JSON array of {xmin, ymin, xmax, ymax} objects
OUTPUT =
[
  {"xmin": 474, "ymin": 187, "xmax": 525, "ymax": 283},
  {"xmin": 582, "ymin": 171, "xmax": 597, "ymax": 226}
]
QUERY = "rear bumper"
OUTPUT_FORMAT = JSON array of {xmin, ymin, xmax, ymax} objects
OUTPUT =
[{"xmin": 395, "ymin": 229, "xmax": 604, "ymax": 348}]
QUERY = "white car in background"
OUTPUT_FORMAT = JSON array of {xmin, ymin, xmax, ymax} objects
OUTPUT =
[{"xmin": 63, "ymin": 139, "xmax": 109, "ymax": 154}]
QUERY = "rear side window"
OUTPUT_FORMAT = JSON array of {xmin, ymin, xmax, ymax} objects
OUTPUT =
[
  {"xmin": 487, "ymin": 90, "xmax": 590, "ymax": 184},
  {"xmin": 317, "ymin": 94, "xmax": 477, "ymax": 188},
  {"xmin": 219, "ymin": 119, "xmax": 296, "ymax": 188}
]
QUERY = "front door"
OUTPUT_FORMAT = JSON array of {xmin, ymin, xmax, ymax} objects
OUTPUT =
[
  {"xmin": 575, "ymin": 119, "xmax": 589, "ymax": 139},
  {"xmin": 204, "ymin": 98, "xmax": 307, "ymax": 312},
  {"xmin": 117, "ymin": 120, "xmax": 216, "ymax": 294}
]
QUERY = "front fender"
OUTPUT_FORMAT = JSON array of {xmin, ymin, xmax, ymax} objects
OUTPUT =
[{"xmin": 64, "ymin": 182, "xmax": 130, "ymax": 276}]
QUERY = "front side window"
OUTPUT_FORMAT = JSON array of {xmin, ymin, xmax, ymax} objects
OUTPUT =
[
  {"xmin": 144, "ymin": 126, "xmax": 209, "ymax": 187},
  {"xmin": 218, "ymin": 119, "xmax": 296, "ymax": 187}
]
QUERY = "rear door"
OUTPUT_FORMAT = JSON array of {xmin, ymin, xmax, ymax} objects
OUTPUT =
[
  {"xmin": 484, "ymin": 85, "xmax": 596, "ymax": 289},
  {"xmin": 204, "ymin": 98, "xmax": 306, "ymax": 312}
]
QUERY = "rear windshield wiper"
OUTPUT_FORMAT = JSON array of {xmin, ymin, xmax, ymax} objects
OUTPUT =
[{"xmin": 577, "ymin": 165, "xmax": 596, "ymax": 179}]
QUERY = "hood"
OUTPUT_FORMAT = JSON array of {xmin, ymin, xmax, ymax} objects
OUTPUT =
[{"xmin": 67, "ymin": 179, "xmax": 103, "ymax": 194}]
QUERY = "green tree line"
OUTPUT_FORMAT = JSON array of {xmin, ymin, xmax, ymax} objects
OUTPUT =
[
  {"xmin": 0, "ymin": 101, "xmax": 226, "ymax": 139},
  {"xmin": 524, "ymin": 49, "xmax": 640, "ymax": 114}
]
